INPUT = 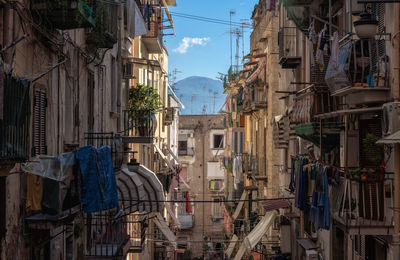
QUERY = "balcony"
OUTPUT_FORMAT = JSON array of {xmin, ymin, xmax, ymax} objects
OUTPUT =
[
  {"xmin": 121, "ymin": 110, "xmax": 155, "ymax": 144},
  {"xmin": 325, "ymin": 38, "xmax": 390, "ymax": 105},
  {"xmin": 331, "ymin": 177, "xmax": 393, "ymax": 235},
  {"xmin": 292, "ymin": 85, "xmax": 339, "ymax": 124},
  {"xmin": 84, "ymin": 132, "xmax": 123, "ymax": 170},
  {"xmin": 278, "ymin": 27, "xmax": 301, "ymax": 69},
  {"xmin": 31, "ymin": 0, "xmax": 96, "ymax": 30},
  {"xmin": 142, "ymin": 20, "xmax": 163, "ymax": 54},
  {"xmin": 86, "ymin": 1, "xmax": 118, "ymax": 49},
  {"xmin": 85, "ymin": 212, "xmax": 147, "ymax": 258},
  {"xmin": 0, "ymin": 76, "xmax": 30, "ymax": 165}
]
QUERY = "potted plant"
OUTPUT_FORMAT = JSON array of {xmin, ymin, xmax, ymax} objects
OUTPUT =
[{"xmin": 128, "ymin": 84, "xmax": 162, "ymax": 137}]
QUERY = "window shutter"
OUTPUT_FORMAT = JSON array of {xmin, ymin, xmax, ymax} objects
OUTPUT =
[
  {"xmin": 234, "ymin": 132, "xmax": 238, "ymax": 154},
  {"xmin": 32, "ymin": 88, "xmax": 47, "ymax": 156},
  {"xmin": 240, "ymin": 132, "xmax": 244, "ymax": 154}
]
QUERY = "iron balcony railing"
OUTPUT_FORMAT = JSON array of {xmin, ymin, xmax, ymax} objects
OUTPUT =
[
  {"xmin": 84, "ymin": 132, "xmax": 123, "ymax": 170},
  {"xmin": 243, "ymin": 154, "xmax": 259, "ymax": 176},
  {"xmin": 86, "ymin": 212, "xmax": 147, "ymax": 257},
  {"xmin": 325, "ymin": 38, "xmax": 389, "ymax": 94},
  {"xmin": 122, "ymin": 110, "xmax": 156, "ymax": 138},
  {"xmin": 331, "ymin": 176, "xmax": 394, "ymax": 229},
  {"xmin": 31, "ymin": 0, "xmax": 96, "ymax": 30}
]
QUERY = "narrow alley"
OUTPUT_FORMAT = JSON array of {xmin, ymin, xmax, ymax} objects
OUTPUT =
[{"xmin": 1, "ymin": 0, "xmax": 400, "ymax": 260}]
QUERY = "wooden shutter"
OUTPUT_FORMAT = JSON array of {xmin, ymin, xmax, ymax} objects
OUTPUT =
[{"xmin": 32, "ymin": 88, "xmax": 47, "ymax": 156}]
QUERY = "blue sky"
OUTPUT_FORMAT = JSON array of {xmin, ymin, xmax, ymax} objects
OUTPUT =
[{"xmin": 164, "ymin": 0, "xmax": 258, "ymax": 82}]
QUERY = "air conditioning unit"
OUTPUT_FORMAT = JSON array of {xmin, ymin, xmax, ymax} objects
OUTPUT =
[
  {"xmin": 306, "ymin": 250, "xmax": 318, "ymax": 260},
  {"xmin": 382, "ymin": 102, "xmax": 400, "ymax": 136},
  {"xmin": 123, "ymin": 63, "xmax": 134, "ymax": 79}
]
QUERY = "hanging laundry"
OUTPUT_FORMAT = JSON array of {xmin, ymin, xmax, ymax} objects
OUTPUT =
[
  {"xmin": 316, "ymin": 25, "xmax": 328, "ymax": 71},
  {"xmin": 289, "ymin": 157, "xmax": 296, "ymax": 192},
  {"xmin": 185, "ymin": 191, "xmax": 191, "ymax": 213},
  {"xmin": 307, "ymin": 20, "xmax": 317, "ymax": 71},
  {"xmin": 330, "ymin": 31, "xmax": 339, "ymax": 70},
  {"xmin": 266, "ymin": 0, "xmax": 276, "ymax": 11},
  {"xmin": 75, "ymin": 145, "xmax": 119, "ymax": 213},
  {"xmin": 26, "ymin": 174, "xmax": 43, "ymax": 212},
  {"xmin": 309, "ymin": 165, "xmax": 330, "ymax": 230}
]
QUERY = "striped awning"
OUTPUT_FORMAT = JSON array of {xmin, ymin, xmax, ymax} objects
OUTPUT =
[
  {"xmin": 246, "ymin": 60, "xmax": 266, "ymax": 83},
  {"xmin": 116, "ymin": 166, "xmax": 164, "ymax": 214}
]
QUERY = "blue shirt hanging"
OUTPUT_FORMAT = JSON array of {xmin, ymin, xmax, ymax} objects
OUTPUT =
[{"xmin": 75, "ymin": 145, "xmax": 119, "ymax": 213}]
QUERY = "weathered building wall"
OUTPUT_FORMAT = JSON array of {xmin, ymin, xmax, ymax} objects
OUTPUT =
[{"xmin": 178, "ymin": 115, "xmax": 225, "ymax": 258}]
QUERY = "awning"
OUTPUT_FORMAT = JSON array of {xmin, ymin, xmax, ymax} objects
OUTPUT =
[
  {"xmin": 262, "ymin": 200, "xmax": 290, "ymax": 212},
  {"xmin": 163, "ymin": 142, "xmax": 180, "ymax": 165},
  {"xmin": 116, "ymin": 166, "xmax": 164, "ymax": 214},
  {"xmin": 127, "ymin": 0, "xmax": 148, "ymax": 38},
  {"xmin": 225, "ymin": 234, "xmax": 238, "ymax": 258},
  {"xmin": 233, "ymin": 211, "xmax": 277, "ymax": 260},
  {"xmin": 314, "ymin": 106, "xmax": 382, "ymax": 119},
  {"xmin": 377, "ymin": 130, "xmax": 400, "ymax": 144},
  {"xmin": 153, "ymin": 212, "xmax": 177, "ymax": 247},
  {"xmin": 246, "ymin": 59, "xmax": 266, "ymax": 83},
  {"xmin": 166, "ymin": 203, "xmax": 181, "ymax": 229},
  {"xmin": 155, "ymin": 144, "xmax": 175, "ymax": 172},
  {"xmin": 232, "ymin": 190, "xmax": 248, "ymax": 220},
  {"xmin": 297, "ymin": 238, "xmax": 318, "ymax": 250}
]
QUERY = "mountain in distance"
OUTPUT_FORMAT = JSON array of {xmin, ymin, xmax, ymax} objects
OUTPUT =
[{"xmin": 174, "ymin": 76, "xmax": 226, "ymax": 115}]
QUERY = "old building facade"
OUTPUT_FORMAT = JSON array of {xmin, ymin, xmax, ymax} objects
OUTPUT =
[
  {"xmin": 0, "ymin": 0, "xmax": 180, "ymax": 259},
  {"xmin": 223, "ymin": 0, "xmax": 400, "ymax": 260}
]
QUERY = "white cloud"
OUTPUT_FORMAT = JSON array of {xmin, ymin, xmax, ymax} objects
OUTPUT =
[{"xmin": 173, "ymin": 37, "xmax": 210, "ymax": 54}]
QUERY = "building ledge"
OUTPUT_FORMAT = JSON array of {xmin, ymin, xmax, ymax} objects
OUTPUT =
[{"xmin": 25, "ymin": 206, "xmax": 80, "ymax": 229}]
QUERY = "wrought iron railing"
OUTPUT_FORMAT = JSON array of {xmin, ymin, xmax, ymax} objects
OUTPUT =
[
  {"xmin": 243, "ymin": 154, "xmax": 259, "ymax": 176},
  {"xmin": 85, "ymin": 212, "xmax": 147, "ymax": 257},
  {"xmin": 325, "ymin": 38, "xmax": 389, "ymax": 94},
  {"xmin": 84, "ymin": 132, "xmax": 123, "ymax": 170},
  {"xmin": 122, "ymin": 110, "xmax": 155, "ymax": 137},
  {"xmin": 331, "ymin": 176, "xmax": 393, "ymax": 228},
  {"xmin": 292, "ymin": 85, "xmax": 339, "ymax": 124}
]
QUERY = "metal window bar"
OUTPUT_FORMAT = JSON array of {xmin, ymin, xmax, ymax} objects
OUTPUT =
[{"xmin": 84, "ymin": 132, "xmax": 123, "ymax": 170}]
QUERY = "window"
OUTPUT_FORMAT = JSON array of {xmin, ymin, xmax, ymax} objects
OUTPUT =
[
  {"xmin": 178, "ymin": 141, "xmax": 188, "ymax": 156},
  {"xmin": 213, "ymin": 134, "xmax": 224, "ymax": 149},
  {"xmin": 32, "ymin": 87, "xmax": 47, "ymax": 156},
  {"xmin": 212, "ymin": 198, "xmax": 223, "ymax": 219},
  {"xmin": 209, "ymin": 180, "xmax": 224, "ymax": 191}
]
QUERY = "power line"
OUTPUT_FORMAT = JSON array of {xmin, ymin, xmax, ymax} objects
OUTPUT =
[{"xmin": 119, "ymin": 197, "xmax": 295, "ymax": 203}]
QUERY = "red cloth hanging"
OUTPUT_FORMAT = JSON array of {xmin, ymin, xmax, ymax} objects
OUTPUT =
[{"xmin": 185, "ymin": 191, "xmax": 191, "ymax": 213}]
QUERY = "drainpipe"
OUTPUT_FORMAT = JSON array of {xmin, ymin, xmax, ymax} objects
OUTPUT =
[{"xmin": 393, "ymin": 4, "xmax": 400, "ymax": 260}]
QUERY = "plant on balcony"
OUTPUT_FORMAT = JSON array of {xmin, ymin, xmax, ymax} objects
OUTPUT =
[
  {"xmin": 86, "ymin": 2, "xmax": 117, "ymax": 50},
  {"xmin": 32, "ymin": 0, "xmax": 96, "ymax": 29},
  {"xmin": 253, "ymin": 77, "xmax": 265, "ymax": 89},
  {"xmin": 362, "ymin": 133, "xmax": 384, "ymax": 167},
  {"xmin": 128, "ymin": 84, "xmax": 162, "ymax": 136}
]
